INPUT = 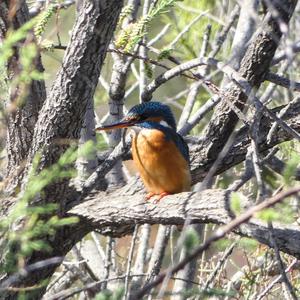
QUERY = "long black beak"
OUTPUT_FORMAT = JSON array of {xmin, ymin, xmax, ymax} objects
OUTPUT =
[{"xmin": 95, "ymin": 119, "xmax": 137, "ymax": 131}]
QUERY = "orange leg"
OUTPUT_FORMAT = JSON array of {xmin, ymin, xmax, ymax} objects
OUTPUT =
[
  {"xmin": 145, "ymin": 192, "xmax": 156, "ymax": 200},
  {"xmin": 153, "ymin": 192, "xmax": 170, "ymax": 204}
]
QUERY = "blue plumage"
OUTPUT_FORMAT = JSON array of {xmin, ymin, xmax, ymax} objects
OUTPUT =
[
  {"xmin": 96, "ymin": 101, "xmax": 191, "ymax": 200},
  {"xmin": 125, "ymin": 102, "xmax": 189, "ymax": 163},
  {"xmin": 127, "ymin": 102, "xmax": 177, "ymax": 130}
]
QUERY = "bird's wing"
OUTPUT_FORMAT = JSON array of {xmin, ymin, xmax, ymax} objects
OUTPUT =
[
  {"xmin": 144, "ymin": 122, "xmax": 190, "ymax": 165},
  {"xmin": 164, "ymin": 127, "xmax": 190, "ymax": 164},
  {"xmin": 174, "ymin": 133, "xmax": 190, "ymax": 165}
]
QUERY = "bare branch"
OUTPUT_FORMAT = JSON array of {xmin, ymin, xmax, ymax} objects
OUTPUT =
[
  {"xmin": 130, "ymin": 187, "xmax": 300, "ymax": 299},
  {"xmin": 265, "ymin": 72, "xmax": 300, "ymax": 92},
  {"xmin": 70, "ymin": 187, "xmax": 300, "ymax": 259},
  {"xmin": 256, "ymin": 259, "xmax": 298, "ymax": 300}
]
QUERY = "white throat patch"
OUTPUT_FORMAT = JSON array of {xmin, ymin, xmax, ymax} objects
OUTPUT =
[{"xmin": 159, "ymin": 120, "xmax": 172, "ymax": 128}]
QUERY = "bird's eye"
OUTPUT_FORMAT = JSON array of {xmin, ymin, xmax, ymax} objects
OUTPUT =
[
  {"xmin": 139, "ymin": 114, "xmax": 147, "ymax": 121},
  {"xmin": 125, "ymin": 116, "xmax": 141, "ymax": 122}
]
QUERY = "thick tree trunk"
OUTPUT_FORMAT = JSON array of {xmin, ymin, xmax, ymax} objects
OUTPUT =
[
  {"xmin": 0, "ymin": 0, "xmax": 46, "ymax": 191},
  {"xmin": 1, "ymin": 0, "xmax": 124, "ymax": 298}
]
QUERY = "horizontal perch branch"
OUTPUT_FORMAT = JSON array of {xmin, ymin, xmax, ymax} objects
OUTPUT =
[{"xmin": 69, "ymin": 188, "xmax": 300, "ymax": 259}]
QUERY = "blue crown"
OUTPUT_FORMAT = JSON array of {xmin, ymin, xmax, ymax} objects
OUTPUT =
[{"xmin": 127, "ymin": 102, "xmax": 177, "ymax": 130}]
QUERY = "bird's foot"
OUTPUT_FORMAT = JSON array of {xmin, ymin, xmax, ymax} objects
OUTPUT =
[
  {"xmin": 145, "ymin": 192, "xmax": 156, "ymax": 200},
  {"xmin": 153, "ymin": 192, "xmax": 170, "ymax": 204}
]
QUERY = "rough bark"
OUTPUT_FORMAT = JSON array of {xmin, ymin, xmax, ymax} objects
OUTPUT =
[
  {"xmin": 76, "ymin": 99, "xmax": 98, "ymax": 185},
  {"xmin": 1, "ymin": 0, "xmax": 300, "ymax": 298},
  {"xmin": 190, "ymin": 98, "xmax": 300, "ymax": 183},
  {"xmin": 69, "ymin": 189, "xmax": 300, "ymax": 259},
  {"xmin": 26, "ymin": 0, "xmax": 123, "ymax": 210},
  {"xmin": 0, "ymin": 0, "xmax": 124, "ymax": 298},
  {"xmin": 0, "ymin": 0, "xmax": 46, "ymax": 190},
  {"xmin": 201, "ymin": 0, "xmax": 298, "ymax": 160}
]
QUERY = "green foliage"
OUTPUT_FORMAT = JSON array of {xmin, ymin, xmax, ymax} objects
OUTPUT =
[
  {"xmin": 184, "ymin": 227, "xmax": 200, "ymax": 253},
  {"xmin": 0, "ymin": 12, "xmax": 47, "ymax": 110},
  {"xmin": 214, "ymin": 238, "xmax": 231, "ymax": 251},
  {"xmin": 34, "ymin": 5, "xmax": 56, "ymax": 41},
  {"xmin": 283, "ymin": 152, "xmax": 300, "ymax": 185},
  {"xmin": 0, "ymin": 141, "xmax": 97, "ymax": 275},
  {"xmin": 256, "ymin": 208, "xmax": 281, "ymax": 223},
  {"xmin": 144, "ymin": 62, "xmax": 153, "ymax": 78},
  {"xmin": 230, "ymin": 192, "xmax": 242, "ymax": 215},
  {"xmin": 172, "ymin": 287, "xmax": 235, "ymax": 299},
  {"xmin": 0, "ymin": 201, "xmax": 78, "ymax": 273},
  {"xmin": 115, "ymin": 0, "xmax": 182, "ymax": 51},
  {"xmin": 263, "ymin": 167, "xmax": 280, "ymax": 189},
  {"xmin": 0, "ymin": 18, "xmax": 37, "ymax": 68},
  {"xmin": 95, "ymin": 287, "xmax": 125, "ymax": 300},
  {"xmin": 162, "ymin": 0, "xmax": 218, "ymax": 59},
  {"xmin": 238, "ymin": 237, "xmax": 258, "ymax": 251},
  {"xmin": 256, "ymin": 201, "xmax": 294, "ymax": 224},
  {"xmin": 157, "ymin": 47, "xmax": 173, "ymax": 60},
  {"xmin": 202, "ymin": 287, "xmax": 236, "ymax": 298},
  {"xmin": 117, "ymin": 5, "xmax": 134, "ymax": 26}
]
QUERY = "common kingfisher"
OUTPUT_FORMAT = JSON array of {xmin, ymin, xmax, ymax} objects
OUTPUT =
[{"xmin": 96, "ymin": 102, "xmax": 191, "ymax": 201}]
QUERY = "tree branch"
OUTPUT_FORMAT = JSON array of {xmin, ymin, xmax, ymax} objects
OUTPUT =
[
  {"xmin": 200, "ymin": 0, "xmax": 297, "ymax": 159},
  {"xmin": 131, "ymin": 186, "xmax": 300, "ymax": 299},
  {"xmin": 265, "ymin": 72, "xmax": 300, "ymax": 92},
  {"xmin": 69, "ymin": 187, "xmax": 300, "ymax": 260},
  {"xmin": 1, "ymin": 1, "xmax": 124, "ymax": 298}
]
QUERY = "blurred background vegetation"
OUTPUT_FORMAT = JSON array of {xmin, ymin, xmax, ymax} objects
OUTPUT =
[{"xmin": 0, "ymin": 0, "xmax": 300, "ymax": 299}]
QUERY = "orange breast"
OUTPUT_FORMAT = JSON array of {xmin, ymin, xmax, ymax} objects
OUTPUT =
[{"xmin": 131, "ymin": 129, "xmax": 191, "ymax": 194}]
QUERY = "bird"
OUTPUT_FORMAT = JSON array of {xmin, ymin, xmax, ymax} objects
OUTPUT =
[{"xmin": 96, "ymin": 102, "xmax": 191, "ymax": 202}]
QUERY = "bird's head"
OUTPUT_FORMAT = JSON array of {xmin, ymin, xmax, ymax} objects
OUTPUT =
[{"xmin": 96, "ymin": 102, "xmax": 177, "ymax": 131}]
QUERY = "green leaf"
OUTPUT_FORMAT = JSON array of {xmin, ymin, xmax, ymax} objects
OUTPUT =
[
  {"xmin": 283, "ymin": 152, "xmax": 300, "ymax": 185},
  {"xmin": 144, "ymin": 62, "xmax": 153, "ymax": 78},
  {"xmin": 158, "ymin": 47, "xmax": 173, "ymax": 60},
  {"xmin": 256, "ymin": 208, "xmax": 280, "ymax": 222},
  {"xmin": 94, "ymin": 287, "xmax": 124, "ymax": 300},
  {"xmin": 238, "ymin": 237, "xmax": 258, "ymax": 251},
  {"xmin": 230, "ymin": 192, "xmax": 242, "ymax": 215},
  {"xmin": 184, "ymin": 227, "xmax": 200, "ymax": 252},
  {"xmin": 34, "ymin": 5, "xmax": 56, "ymax": 40}
]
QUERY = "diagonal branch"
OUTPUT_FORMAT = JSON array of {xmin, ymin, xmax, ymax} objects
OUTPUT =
[
  {"xmin": 265, "ymin": 72, "xmax": 300, "ymax": 91},
  {"xmin": 200, "ymin": 0, "xmax": 298, "ymax": 158},
  {"xmin": 131, "ymin": 186, "xmax": 300, "ymax": 299}
]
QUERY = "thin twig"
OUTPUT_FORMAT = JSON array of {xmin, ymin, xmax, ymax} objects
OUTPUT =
[
  {"xmin": 124, "ymin": 225, "xmax": 139, "ymax": 300},
  {"xmin": 178, "ymin": 24, "xmax": 212, "ymax": 130},
  {"xmin": 268, "ymin": 222, "xmax": 298, "ymax": 300},
  {"xmin": 209, "ymin": 5, "xmax": 240, "ymax": 58},
  {"xmin": 0, "ymin": 257, "xmax": 63, "ymax": 290},
  {"xmin": 267, "ymin": 96, "xmax": 299, "ymax": 143},
  {"xmin": 132, "ymin": 187, "xmax": 300, "ymax": 300},
  {"xmin": 203, "ymin": 242, "xmax": 236, "ymax": 290},
  {"xmin": 148, "ymin": 24, "xmax": 171, "ymax": 46},
  {"xmin": 132, "ymin": 224, "xmax": 151, "ymax": 287},
  {"xmin": 256, "ymin": 259, "xmax": 298, "ymax": 300},
  {"xmin": 102, "ymin": 237, "xmax": 113, "ymax": 290},
  {"xmin": 169, "ymin": 11, "xmax": 209, "ymax": 48}
]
